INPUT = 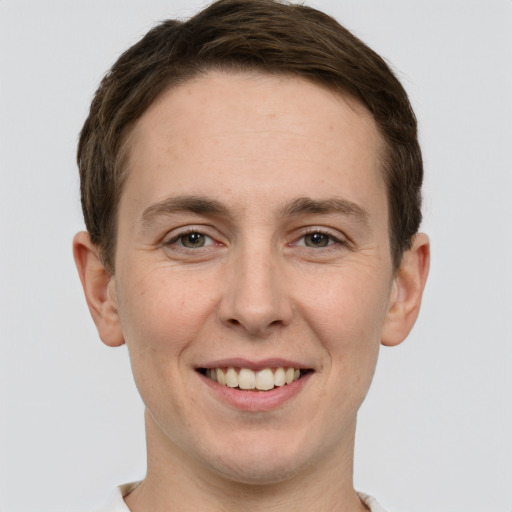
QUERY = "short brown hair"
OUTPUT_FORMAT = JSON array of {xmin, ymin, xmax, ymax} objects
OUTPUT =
[{"xmin": 78, "ymin": 0, "xmax": 422, "ymax": 273}]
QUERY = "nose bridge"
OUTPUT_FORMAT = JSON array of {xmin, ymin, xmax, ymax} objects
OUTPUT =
[{"xmin": 219, "ymin": 232, "xmax": 292, "ymax": 335}]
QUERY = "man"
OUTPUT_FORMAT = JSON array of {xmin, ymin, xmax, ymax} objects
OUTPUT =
[{"xmin": 73, "ymin": 0, "xmax": 429, "ymax": 510}]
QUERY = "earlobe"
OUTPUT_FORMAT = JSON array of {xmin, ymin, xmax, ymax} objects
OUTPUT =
[
  {"xmin": 381, "ymin": 233, "xmax": 430, "ymax": 347},
  {"xmin": 73, "ymin": 231, "xmax": 125, "ymax": 347}
]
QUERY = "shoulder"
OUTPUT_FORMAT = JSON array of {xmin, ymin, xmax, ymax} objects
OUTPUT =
[
  {"xmin": 91, "ymin": 482, "xmax": 140, "ymax": 512},
  {"xmin": 358, "ymin": 491, "xmax": 390, "ymax": 512}
]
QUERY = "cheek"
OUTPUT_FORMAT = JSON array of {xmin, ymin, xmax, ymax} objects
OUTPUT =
[
  {"xmin": 115, "ymin": 266, "xmax": 219, "ymax": 421},
  {"xmin": 300, "ymin": 266, "xmax": 391, "ymax": 349},
  {"xmin": 116, "ymin": 263, "xmax": 218, "ymax": 353}
]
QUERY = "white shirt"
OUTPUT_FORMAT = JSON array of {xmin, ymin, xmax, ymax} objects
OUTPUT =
[{"xmin": 94, "ymin": 482, "xmax": 389, "ymax": 511}]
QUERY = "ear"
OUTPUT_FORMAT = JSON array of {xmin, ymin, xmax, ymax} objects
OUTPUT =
[
  {"xmin": 381, "ymin": 233, "xmax": 430, "ymax": 347},
  {"xmin": 73, "ymin": 231, "xmax": 125, "ymax": 347}
]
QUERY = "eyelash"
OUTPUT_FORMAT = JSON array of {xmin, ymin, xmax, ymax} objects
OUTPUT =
[
  {"xmin": 292, "ymin": 229, "xmax": 347, "ymax": 250},
  {"xmin": 163, "ymin": 227, "xmax": 218, "ymax": 250},
  {"xmin": 163, "ymin": 227, "xmax": 346, "ymax": 252}
]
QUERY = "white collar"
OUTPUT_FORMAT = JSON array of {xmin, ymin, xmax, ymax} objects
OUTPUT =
[{"xmin": 95, "ymin": 483, "xmax": 389, "ymax": 512}]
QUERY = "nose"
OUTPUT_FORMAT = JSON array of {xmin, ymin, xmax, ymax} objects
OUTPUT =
[{"xmin": 218, "ymin": 241, "xmax": 293, "ymax": 337}]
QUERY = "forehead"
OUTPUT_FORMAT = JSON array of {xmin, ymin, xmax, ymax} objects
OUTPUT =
[{"xmin": 120, "ymin": 71, "xmax": 387, "ymax": 221}]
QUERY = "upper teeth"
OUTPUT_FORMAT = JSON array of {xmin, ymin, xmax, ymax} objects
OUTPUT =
[{"xmin": 206, "ymin": 367, "xmax": 302, "ymax": 391}]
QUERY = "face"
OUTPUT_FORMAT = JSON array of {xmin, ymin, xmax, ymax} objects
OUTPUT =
[{"xmin": 111, "ymin": 72, "xmax": 396, "ymax": 483}]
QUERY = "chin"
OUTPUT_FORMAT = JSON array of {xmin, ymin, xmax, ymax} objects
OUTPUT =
[
  {"xmin": 201, "ymin": 430, "xmax": 321, "ymax": 485},
  {"xmin": 210, "ymin": 454, "xmax": 308, "ymax": 486}
]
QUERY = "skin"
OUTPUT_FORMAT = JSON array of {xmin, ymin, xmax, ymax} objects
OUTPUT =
[{"xmin": 74, "ymin": 72, "xmax": 429, "ymax": 511}]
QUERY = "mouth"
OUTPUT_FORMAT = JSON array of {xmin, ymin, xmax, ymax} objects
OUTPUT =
[{"xmin": 197, "ymin": 366, "xmax": 312, "ymax": 392}]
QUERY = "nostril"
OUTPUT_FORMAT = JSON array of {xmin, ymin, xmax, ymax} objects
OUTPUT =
[{"xmin": 229, "ymin": 319, "xmax": 240, "ymax": 326}]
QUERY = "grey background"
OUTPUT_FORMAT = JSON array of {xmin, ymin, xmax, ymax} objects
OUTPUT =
[{"xmin": 1, "ymin": 1, "xmax": 511, "ymax": 511}]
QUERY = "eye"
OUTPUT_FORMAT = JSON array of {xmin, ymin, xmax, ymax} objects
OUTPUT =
[
  {"xmin": 295, "ymin": 230, "xmax": 340, "ymax": 248},
  {"xmin": 167, "ymin": 231, "xmax": 215, "ymax": 249},
  {"xmin": 302, "ymin": 232, "xmax": 333, "ymax": 247}
]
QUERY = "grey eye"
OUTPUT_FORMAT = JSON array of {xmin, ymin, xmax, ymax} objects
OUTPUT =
[
  {"xmin": 304, "ymin": 232, "xmax": 331, "ymax": 247},
  {"xmin": 180, "ymin": 232, "xmax": 207, "ymax": 248}
]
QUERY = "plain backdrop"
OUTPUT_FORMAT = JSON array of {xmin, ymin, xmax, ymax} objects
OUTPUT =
[{"xmin": 1, "ymin": 1, "xmax": 511, "ymax": 511}]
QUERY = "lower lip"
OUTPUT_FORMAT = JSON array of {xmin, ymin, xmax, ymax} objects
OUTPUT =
[{"xmin": 198, "ymin": 372, "xmax": 312, "ymax": 412}]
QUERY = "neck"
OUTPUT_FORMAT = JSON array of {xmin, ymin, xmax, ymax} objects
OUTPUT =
[{"xmin": 125, "ymin": 411, "xmax": 368, "ymax": 512}]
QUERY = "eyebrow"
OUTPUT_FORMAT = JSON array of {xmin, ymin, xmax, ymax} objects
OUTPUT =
[
  {"xmin": 141, "ymin": 196, "xmax": 229, "ymax": 225},
  {"xmin": 140, "ymin": 194, "xmax": 369, "ymax": 225},
  {"xmin": 280, "ymin": 197, "xmax": 369, "ymax": 225}
]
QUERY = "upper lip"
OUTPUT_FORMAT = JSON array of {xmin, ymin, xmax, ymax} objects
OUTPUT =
[{"xmin": 196, "ymin": 358, "xmax": 312, "ymax": 371}]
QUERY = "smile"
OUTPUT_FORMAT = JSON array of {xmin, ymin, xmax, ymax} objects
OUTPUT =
[{"xmin": 200, "ymin": 367, "xmax": 310, "ymax": 391}]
